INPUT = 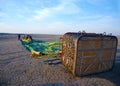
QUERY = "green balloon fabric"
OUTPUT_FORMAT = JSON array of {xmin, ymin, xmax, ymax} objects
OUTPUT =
[{"xmin": 21, "ymin": 40, "xmax": 62, "ymax": 55}]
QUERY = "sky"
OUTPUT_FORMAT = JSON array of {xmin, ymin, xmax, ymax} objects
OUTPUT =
[{"xmin": 0, "ymin": 0, "xmax": 120, "ymax": 35}]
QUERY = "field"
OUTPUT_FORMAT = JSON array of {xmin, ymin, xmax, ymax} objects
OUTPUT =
[{"xmin": 0, "ymin": 34, "xmax": 120, "ymax": 86}]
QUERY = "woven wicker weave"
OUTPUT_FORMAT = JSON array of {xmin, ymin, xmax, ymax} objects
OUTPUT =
[{"xmin": 62, "ymin": 32, "xmax": 118, "ymax": 76}]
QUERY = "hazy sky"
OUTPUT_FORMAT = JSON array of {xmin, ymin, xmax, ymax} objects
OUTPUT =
[{"xmin": 0, "ymin": 0, "xmax": 120, "ymax": 34}]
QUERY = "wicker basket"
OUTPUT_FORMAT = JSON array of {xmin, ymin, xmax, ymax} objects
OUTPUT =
[{"xmin": 61, "ymin": 32, "xmax": 118, "ymax": 76}]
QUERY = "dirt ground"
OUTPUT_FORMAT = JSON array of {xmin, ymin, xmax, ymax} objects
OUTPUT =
[{"xmin": 0, "ymin": 34, "xmax": 120, "ymax": 86}]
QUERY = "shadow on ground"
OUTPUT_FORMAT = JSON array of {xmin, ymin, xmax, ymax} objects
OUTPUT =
[
  {"xmin": 35, "ymin": 83, "xmax": 64, "ymax": 86},
  {"xmin": 43, "ymin": 58, "xmax": 62, "ymax": 66}
]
